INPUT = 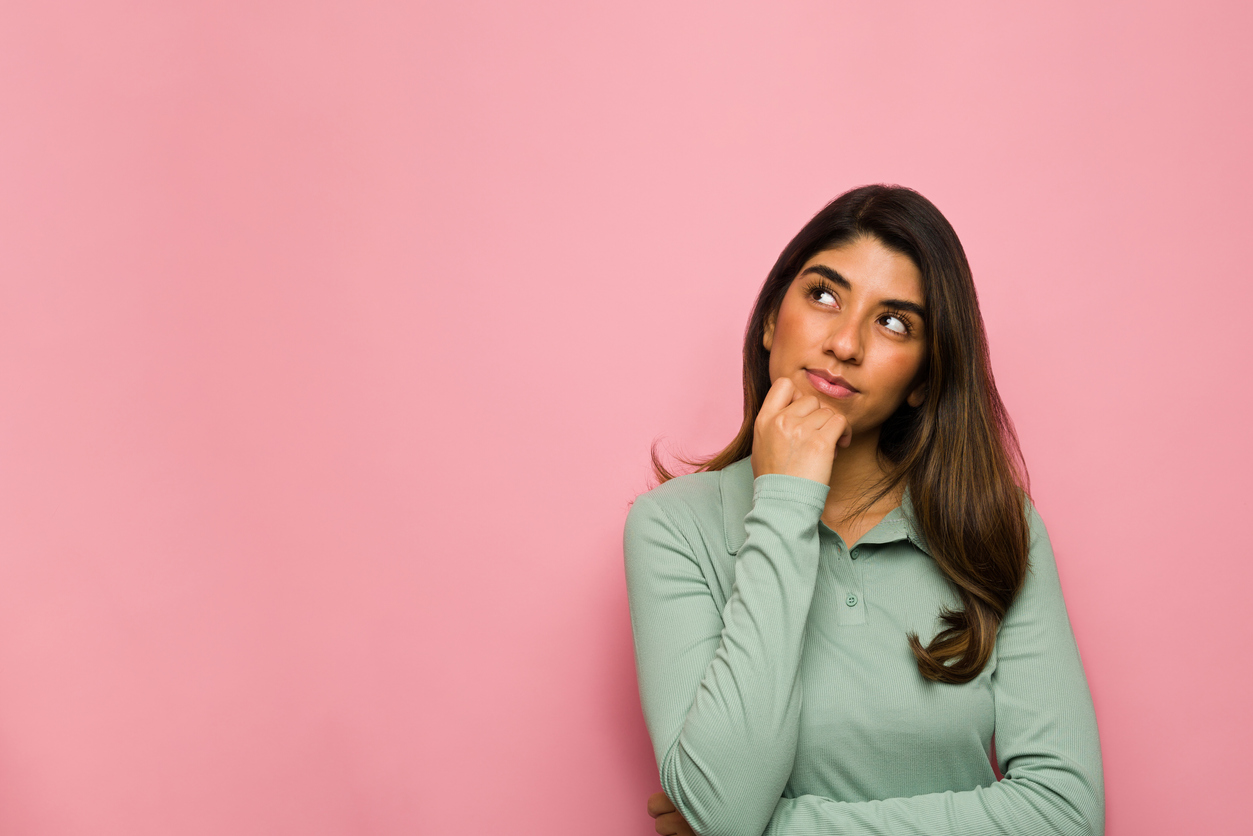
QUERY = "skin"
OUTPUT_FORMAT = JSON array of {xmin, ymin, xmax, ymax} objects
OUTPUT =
[
  {"xmin": 758, "ymin": 234, "xmax": 928, "ymax": 541},
  {"xmin": 646, "ymin": 235, "xmax": 929, "ymax": 835},
  {"xmin": 647, "ymin": 792, "xmax": 694, "ymax": 836}
]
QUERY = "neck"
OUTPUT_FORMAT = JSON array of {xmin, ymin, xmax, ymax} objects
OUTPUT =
[{"xmin": 822, "ymin": 428, "xmax": 901, "ymax": 525}]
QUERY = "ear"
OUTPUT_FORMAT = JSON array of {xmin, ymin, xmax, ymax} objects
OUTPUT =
[
  {"xmin": 906, "ymin": 381, "xmax": 927, "ymax": 408},
  {"xmin": 762, "ymin": 312, "xmax": 776, "ymax": 352}
]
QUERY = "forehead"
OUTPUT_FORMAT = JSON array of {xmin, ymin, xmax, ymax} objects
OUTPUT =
[{"xmin": 798, "ymin": 239, "xmax": 923, "ymax": 300}]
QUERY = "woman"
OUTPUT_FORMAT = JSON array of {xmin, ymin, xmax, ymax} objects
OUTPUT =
[{"xmin": 623, "ymin": 185, "xmax": 1103, "ymax": 836}]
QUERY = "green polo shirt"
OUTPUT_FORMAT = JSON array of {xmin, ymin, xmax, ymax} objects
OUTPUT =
[{"xmin": 624, "ymin": 457, "xmax": 1103, "ymax": 836}]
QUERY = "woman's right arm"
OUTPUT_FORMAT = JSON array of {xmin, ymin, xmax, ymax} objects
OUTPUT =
[
  {"xmin": 625, "ymin": 379, "xmax": 846, "ymax": 836},
  {"xmin": 624, "ymin": 474, "xmax": 829, "ymax": 836}
]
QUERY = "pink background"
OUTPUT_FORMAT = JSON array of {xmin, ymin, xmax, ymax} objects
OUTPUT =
[{"xmin": 1, "ymin": 2, "xmax": 1250, "ymax": 834}]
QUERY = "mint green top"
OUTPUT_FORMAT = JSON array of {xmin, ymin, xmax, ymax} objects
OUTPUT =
[{"xmin": 624, "ymin": 458, "xmax": 1103, "ymax": 836}]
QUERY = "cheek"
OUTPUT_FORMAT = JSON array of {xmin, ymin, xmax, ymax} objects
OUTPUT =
[
  {"xmin": 771, "ymin": 304, "xmax": 816, "ymax": 352},
  {"xmin": 879, "ymin": 349, "xmax": 927, "ymax": 395},
  {"xmin": 765, "ymin": 306, "xmax": 802, "ymax": 370}
]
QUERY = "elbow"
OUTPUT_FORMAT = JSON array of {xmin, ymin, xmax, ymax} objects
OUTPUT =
[
  {"xmin": 663, "ymin": 800, "xmax": 772, "ymax": 836},
  {"xmin": 1021, "ymin": 775, "xmax": 1104, "ymax": 836},
  {"xmin": 1062, "ymin": 796, "xmax": 1104, "ymax": 836},
  {"xmin": 1075, "ymin": 790, "xmax": 1105, "ymax": 836},
  {"xmin": 659, "ymin": 741, "xmax": 781, "ymax": 836},
  {"xmin": 1059, "ymin": 767, "xmax": 1105, "ymax": 836}
]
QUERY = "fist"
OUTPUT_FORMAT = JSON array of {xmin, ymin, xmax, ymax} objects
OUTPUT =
[
  {"xmin": 750, "ymin": 377, "xmax": 851, "ymax": 484},
  {"xmin": 647, "ymin": 792, "xmax": 695, "ymax": 836}
]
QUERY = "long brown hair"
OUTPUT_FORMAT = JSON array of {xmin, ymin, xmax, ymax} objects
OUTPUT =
[{"xmin": 653, "ymin": 185, "xmax": 1030, "ymax": 684}]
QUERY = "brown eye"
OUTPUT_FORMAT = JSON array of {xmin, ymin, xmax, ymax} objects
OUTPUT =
[
  {"xmin": 804, "ymin": 280, "xmax": 838, "ymax": 308},
  {"xmin": 880, "ymin": 314, "xmax": 909, "ymax": 335}
]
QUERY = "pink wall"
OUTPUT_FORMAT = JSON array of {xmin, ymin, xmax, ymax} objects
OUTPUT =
[{"xmin": 1, "ymin": 1, "xmax": 1249, "ymax": 833}]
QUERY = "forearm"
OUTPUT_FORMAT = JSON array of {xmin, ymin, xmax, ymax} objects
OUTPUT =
[
  {"xmin": 627, "ymin": 475, "xmax": 829, "ymax": 836},
  {"xmin": 764, "ymin": 768, "xmax": 1103, "ymax": 836}
]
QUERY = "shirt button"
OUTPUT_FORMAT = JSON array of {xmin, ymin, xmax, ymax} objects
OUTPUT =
[
  {"xmin": 850, "ymin": 549, "xmax": 860, "ymax": 560},
  {"xmin": 846, "ymin": 593, "xmax": 858, "ymax": 607}
]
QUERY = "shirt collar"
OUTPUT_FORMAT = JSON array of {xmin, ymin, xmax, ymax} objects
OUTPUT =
[{"xmin": 718, "ymin": 456, "xmax": 932, "ymax": 556}]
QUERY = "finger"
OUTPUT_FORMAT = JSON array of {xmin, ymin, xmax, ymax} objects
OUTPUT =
[
  {"xmin": 795, "ymin": 402, "xmax": 836, "ymax": 430},
  {"xmin": 758, "ymin": 377, "xmax": 795, "ymax": 421},
  {"xmin": 787, "ymin": 376, "xmax": 809, "ymax": 404},
  {"xmin": 654, "ymin": 812, "xmax": 687, "ymax": 836},
  {"xmin": 647, "ymin": 792, "xmax": 675, "ymax": 817},
  {"xmin": 817, "ymin": 411, "xmax": 851, "ymax": 447},
  {"xmin": 781, "ymin": 393, "xmax": 823, "ymax": 419}
]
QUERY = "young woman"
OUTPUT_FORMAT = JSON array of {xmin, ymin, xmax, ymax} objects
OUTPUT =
[{"xmin": 623, "ymin": 186, "xmax": 1103, "ymax": 836}]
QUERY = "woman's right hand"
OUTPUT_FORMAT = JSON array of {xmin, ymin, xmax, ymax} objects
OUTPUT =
[{"xmin": 750, "ymin": 376, "xmax": 850, "ymax": 484}]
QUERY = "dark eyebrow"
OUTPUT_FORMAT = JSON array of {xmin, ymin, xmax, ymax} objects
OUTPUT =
[
  {"xmin": 800, "ymin": 265, "xmax": 851, "ymax": 290},
  {"xmin": 881, "ymin": 298, "xmax": 927, "ymax": 321},
  {"xmin": 800, "ymin": 265, "xmax": 927, "ymax": 321}
]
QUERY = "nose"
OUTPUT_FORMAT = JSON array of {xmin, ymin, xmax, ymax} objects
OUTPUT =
[{"xmin": 824, "ymin": 315, "xmax": 864, "ymax": 364}]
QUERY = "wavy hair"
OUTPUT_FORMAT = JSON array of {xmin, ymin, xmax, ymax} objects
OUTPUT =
[{"xmin": 653, "ymin": 185, "xmax": 1030, "ymax": 684}]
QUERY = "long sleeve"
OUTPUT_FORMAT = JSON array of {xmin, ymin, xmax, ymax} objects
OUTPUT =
[
  {"xmin": 624, "ymin": 473, "xmax": 831, "ymax": 836},
  {"xmin": 760, "ymin": 507, "xmax": 1105, "ymax": 836}
]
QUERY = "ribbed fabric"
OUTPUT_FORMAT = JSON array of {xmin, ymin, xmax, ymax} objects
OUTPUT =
[{"xmin": 624, "ymin": 457, "xmax": 1103, "ymax": 836}]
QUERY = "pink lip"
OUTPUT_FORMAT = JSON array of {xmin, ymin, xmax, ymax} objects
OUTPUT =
[{"xmin": 806, "ymin": 369, "xmax": 858, "ymax": 399}]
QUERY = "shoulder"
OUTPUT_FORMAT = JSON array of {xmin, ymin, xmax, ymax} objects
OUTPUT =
[
  {"xmin": 1007, "ymin": 496, "xmax": 1069, "ymax": 617},
  {"xmin": 624, "ymin": 458, "xmax": 752, "ymax": 561},
  {"xmin": 1022, "ymin": 497, "xmax": 1057, "ymax": 569},
  {"xmin": 626, "ymin": 468, "xmax": 725, "ymax": 542}
]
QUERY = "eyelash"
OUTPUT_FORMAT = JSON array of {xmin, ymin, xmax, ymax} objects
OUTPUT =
[
  {"xmin": 803, "ymin": 278, "xmax": 838, "ymax": 307},
  {"xmin": 879, "ymin": 311, "xmax": 914, "ymax": 336},
  {"xmin": 803, "ymin": 279, "xmax": 915, "ymax": 336}
]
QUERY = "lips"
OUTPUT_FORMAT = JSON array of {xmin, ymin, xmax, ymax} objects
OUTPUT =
[{"xmin": 805, "ymin": 369, "xmax": 858, "ymax": 399}]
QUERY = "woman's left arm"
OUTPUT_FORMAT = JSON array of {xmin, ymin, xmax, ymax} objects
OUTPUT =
[{"xmin": 757, "ymin": 506, "xmax": 1105, "ymax": 836}]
